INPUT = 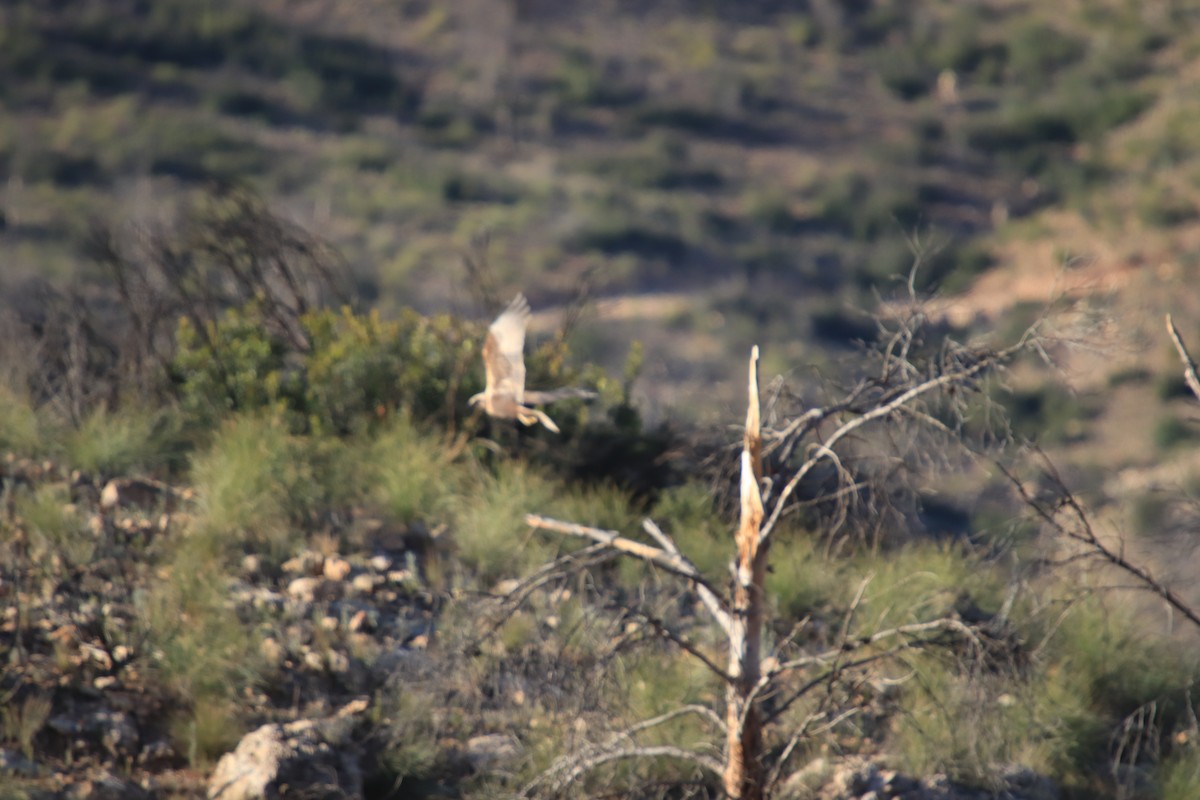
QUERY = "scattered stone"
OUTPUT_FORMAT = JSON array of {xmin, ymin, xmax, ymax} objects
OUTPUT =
[
  {"xmin": 493, "ymin": 578, "xmax": 521, "ymax": 596},
  {"xmin": 260, "ymin": 637, "xmax": 286, "ymax": 667},
  {"xmin": 323, "ymin": 557, "xmax": 352, "ymax": 581},
  {"xmin": 67, "ymin": 769, "xmax": 152, "ymax": 800},
  {"xmin": 351, "ymin": 573, "xmax": 380, "ymax": 594},
  {"xmin": 99, "ymin": 478, "xmax": 177, "ymax": 512},
  {"xmin": 368, "ymin": 554, "xmax": 391, "ymax": 572},
  {"xmin": 281, "ymin": 551, "xmax": 324, "ymax": 576},
  {"xmin": 96, "ymin": 709, "xmax": 139, "ymax": 758},
  {"xmin": 242, "ymin": 554, "xmax": 261, "ymax": 576},
  {"xmin": 463, "ymin": 734, "xmax": 520, "ymax": 771},
  {"xmin": 138, "ymin": 738, "xmax": 175, "ymax": 765},
  {"xmin": 0, "ymin": 746, "xmax": 42, "ymax": 777},
  {"xmin": 386, "ymin": 568, "xmax": 415, "ymax": 585},
  {"xmin": 206, "ymin": 700, "xmax": 368, "ymax": 800},
  {"xmin": 326, "ymin": 650, "xmax": 350, "ymax": 674},
  {"xmin": 303, "ymin": 649, "xmax": 325, "ymax": 672},
  {"xmin": 286, "ymin": 576, "xmax": 324, "ymax": 603},
  {"xmin": 348, "ymin": 610, "xmax": 372, "ymax": 632}
]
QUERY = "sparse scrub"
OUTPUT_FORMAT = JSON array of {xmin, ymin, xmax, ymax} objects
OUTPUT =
[
  {"xmin": 138, "ymin": 556, "xmax": 270, "ymax": 764},
  {"xmin": 0, "ymin": 691, "xmax": 52, "ymax": 761},
  {"xmin": 364, "ymin": 413, "xmax": 464, "ymax": 524},
  {"xmin": 17, "ymin": 482, "xmax": 94, "ymax": 570},
  {"xmin": 187, "ymin": 413, "xmax": 321, "ymax": 560},
  {"xmin": 0, "ymin": 384, "xmax": 43, "ymax": 456},
  {"xmin": 61, "ymin": 404, "xmax": 184, "ymax": 479},
  {"xmin": 451, "ymin": 460, "xmax": 560, "ymax": 588}
]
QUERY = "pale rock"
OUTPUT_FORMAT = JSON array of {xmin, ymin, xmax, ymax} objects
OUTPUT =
[
  {"xmin": 368, "ymin": 554, "xmax": 391, "ymax": 571},
  {"xmin": 323, "ymin": 557, "xmax": 351, "ymax": 582},
  {"xmin": 351, "ymin": 573, "xmax": 379, "ymax": 594},
  {"xmin": 260, "ymin": 637, "xmax": 285, "ymax": 667},
  {"xmin": 386, "ymin": 569, "xmax": 414, "ymax": 585},
  {"xmin": 287, "ymin": 576, "xmax": 323, "ymax": 603},
  {"xmin": 463, "ymin": 734, "xmax": 520, "ymax": 771},
  {"xmin": 348, "ymin": 610, "xmax": 371, "ymax": 632},
  {"xmin": 99, "ymin": 478, "xmax": 174, "ymax": 512},
  {"xmin": 281, "ymin": 551, "xmax": 322, "ymax": 576},
  {"xmin": 96, "ymin": 709, "xmax": 139, "ymax": 757},
  {"xmin": 242, "ymin": 554, "xmax": 261, "ymax": 576},
  {"xmin": 327, "ymin": 650, "xmax": 350, "ymax": 674},
  {"xmin": 493, "ymin": 578, "xmax": 521, "ymax": 596},
  {"xmin": 205, "ymin": 700, "xmax": 368, "ymax": 800},
  {"xmin": 138, "ymin": 738, "xmax": 174, "ymax": 765},
  {"xmin": 66, "ymin": 769, "xmax": 151, "ymax": 800}
]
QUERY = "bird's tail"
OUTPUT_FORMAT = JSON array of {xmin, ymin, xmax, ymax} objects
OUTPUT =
[
  {"xmin": 517, "ymin": 407, "xmax": 561, "ymax": 434},
  {"xmin": 522, "ymin": 387, "xmax": 598, "ymax": 405}
]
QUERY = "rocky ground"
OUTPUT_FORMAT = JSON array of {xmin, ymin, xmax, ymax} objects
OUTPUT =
[{"xmin": 0, "ymin": 454, "xmax": 1062, "ymax": 800}]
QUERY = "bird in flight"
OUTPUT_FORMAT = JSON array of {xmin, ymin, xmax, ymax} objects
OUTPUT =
[{"xmin": 469, "ymin": 294, "xmax": 596, "ymax": 433}]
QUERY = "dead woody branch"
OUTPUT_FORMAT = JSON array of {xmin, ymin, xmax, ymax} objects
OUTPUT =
[{"xmin": 526, "ymin": 311, "xmax": 1033, "ymax": 798}]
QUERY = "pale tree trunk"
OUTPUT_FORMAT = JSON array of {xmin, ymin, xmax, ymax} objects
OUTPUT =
[{"xmin": 724, "ymin": 346, "xmax": 767, "ymax": 800}]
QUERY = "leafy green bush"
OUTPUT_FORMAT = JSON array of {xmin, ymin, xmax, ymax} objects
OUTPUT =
[
  {"xmin": 172, "ymin": 302, "xmax": 298, "ymax": 427},
  {"xmin": 173, "ymin": 302, "xmax": 482, "ymax": 435}
]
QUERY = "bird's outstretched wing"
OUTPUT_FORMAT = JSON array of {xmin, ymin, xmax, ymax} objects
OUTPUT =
[
  {"xmin": 483, "ymin": 294, "xmax": 531, "ymax": 403},
  {"xmin": 522, "ymin": 387, "xmax": 599, "ymax": 405}
]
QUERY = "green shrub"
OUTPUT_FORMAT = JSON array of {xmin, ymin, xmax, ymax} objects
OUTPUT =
[
  {"xmin": 451, "ymin": 460, "xmax": 560, "ymax": 587},
  {"xmin": 1158, "ymin": 749, "xmax": 1200, "ymax": 800},
  {"xmin": 364, "ymin": 414, "xmax": 463, "ymax": 524},
  {"xmin": 174, "ymin": 302, "xmax": 481, "ymax": 435},
  {"xmin": 188, "ymin": 413, "xmax": 321, "ymax": 560},
  {"xmin": 62, "ymin": 404, "xmax": 184, "ymax": 478},
  {"xmin": 0, "ymin": 384, "xmax": 42, "ymax": 456},
  {"xmin": 1003, "ymin": 383, "xmax": 1096, "ymax": 445},
  {"xmin": 172, "ymin": 302, "xmax": 297, "ymax": 428},
  {"xmin": 649, "ymin": 482, "xmax": 729, "ymax": 586},
  {"xmin": 138, "ymin": 556, "xmax": 269, "ymax": 765},
  {"xmin": 1154, "ymin": 417, "xmax": 1197, "ymax": 450},
  {"xmin": 17, "ymin": 482, "xmax": 94, "ymax": 569}
]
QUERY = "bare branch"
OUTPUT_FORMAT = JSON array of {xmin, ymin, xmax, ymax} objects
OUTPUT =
[
  {"xmin": 642, "ymin": 518, "xmax": 732, "ymax": 635},
  {"xmin": 524, "ymin": 705, "xmax": 725, "ymax": 796},
  {"xmin": 627, "ymin": 609, "xmax": 734, "ymax": 684},
  {"xmin": 525, "ymin": 514, "xmax": 731, "ymax": 632},
  {"xmin": 759, "ymin": 340, "xmax": 1026, "ymax": 544},
  {"xmin": 998, "ymin": 451, "xmax": 1200, "ymax": 633},
  {"xmin": 1166, "ymin": 314, "xmax": 1200, "ymax": 404}
]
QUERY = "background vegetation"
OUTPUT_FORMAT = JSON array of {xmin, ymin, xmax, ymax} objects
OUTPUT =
[{"xmin": 4, "ymin": 1, "xmax": 1200, "ymax": 798}]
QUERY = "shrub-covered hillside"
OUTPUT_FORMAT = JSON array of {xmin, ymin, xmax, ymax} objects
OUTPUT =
[
  {"xmin": 6, "ymin": 1, "xmax": 1200, "ymax": 798},
  {"xmin": 5, "ymin": 0, "xmax": 1200, "ymax": 415},
  {"xmin": 2, "ymin": 199, "xmax": 1200, "ymax": 799}
]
